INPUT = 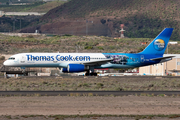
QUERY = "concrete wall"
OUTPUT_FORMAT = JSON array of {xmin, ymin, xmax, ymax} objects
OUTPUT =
[
  {"xmin": 151, "ymin": 63, "xmax": 164, "ymax": 76},
  {"xmin": 139, "ymin": 66, "xmax": 151, "ymax": 75}
]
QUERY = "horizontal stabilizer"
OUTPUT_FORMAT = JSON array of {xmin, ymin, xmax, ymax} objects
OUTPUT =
[{"xmin": 150, "ymin": 56, "xmax": 175, "ymax": 61}]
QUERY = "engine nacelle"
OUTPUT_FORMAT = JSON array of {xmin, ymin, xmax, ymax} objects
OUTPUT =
[
  {"xmin": 61, "ymin": 68, "xmax": 68, "ymax": 73},
  {"xmin": 68, "ymin": 64, "xmax": 86, "ymax": 72}
]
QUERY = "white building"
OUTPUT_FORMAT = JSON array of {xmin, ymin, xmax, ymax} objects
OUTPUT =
[
  {"xmin": 5, "ymin": 12, "xmax": 45, "ymax": 16},
  {"xmin": 0, "ymin": 11, "xmax": 5, "ymax": 16}
]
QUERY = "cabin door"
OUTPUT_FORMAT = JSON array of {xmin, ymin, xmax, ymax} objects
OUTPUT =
[
  {"xmin": 141, "ymin": 55, "xmax": 145, "ymax": 63},
  {"xmin": 20, "ymin": 55, "xmax": 26, "ymax": 63}
]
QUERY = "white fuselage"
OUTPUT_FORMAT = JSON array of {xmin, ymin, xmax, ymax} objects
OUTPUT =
[
  {"xmin": 4, "ymin": 53, "xmax": 109, "ymax": 67},
  {"xmin": 3, "ymin": 52, "xmax": 138, "ymax": 69}
]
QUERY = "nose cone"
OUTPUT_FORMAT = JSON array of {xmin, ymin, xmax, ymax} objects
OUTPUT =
[{"xmin": 3, "ymin": 61, "xmax": 8, "ymax": 66}]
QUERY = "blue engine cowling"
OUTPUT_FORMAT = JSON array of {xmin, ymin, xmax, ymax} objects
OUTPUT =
[
  {"xmin": 62, "ymin": 68, "xmax": 68, "ymax": 73},
  {"xmin": 68, "ymin": 64, "xmax": 85, "ymax": 72}
]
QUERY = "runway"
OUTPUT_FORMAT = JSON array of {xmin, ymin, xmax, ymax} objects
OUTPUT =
[
  {"xmin": 0, "ymin": 91, "xmax": 180, "ymax": 96},
  {"xmin": 2, "ymin": 75, "xmax": 180, "ymax": 80},
  {"xmin": 11, "ymin": 75, "xmax": 180, "ymax": 79}
]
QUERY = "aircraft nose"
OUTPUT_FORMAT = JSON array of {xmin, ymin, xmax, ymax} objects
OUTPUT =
[{"xmin": 3, "ymin": 61, "xmax": 8, "ymax": 66}]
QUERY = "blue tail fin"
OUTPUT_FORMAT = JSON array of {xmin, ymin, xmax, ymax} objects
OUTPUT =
[{"xmin": 139, "ymin": 28, "xmax": 173, "ymax": 55}]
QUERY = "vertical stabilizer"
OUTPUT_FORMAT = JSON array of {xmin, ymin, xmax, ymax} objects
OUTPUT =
[{"xmin": 139, "ymin": 28, "xmax": 173, "ymax": 55}]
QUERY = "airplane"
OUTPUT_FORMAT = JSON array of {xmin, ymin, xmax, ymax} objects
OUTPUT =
[{"xmin": 3, "ymin": 28, "xmax": 174, "ymax": 76}]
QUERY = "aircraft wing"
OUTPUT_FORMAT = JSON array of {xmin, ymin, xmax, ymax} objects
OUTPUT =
[
  {"xmin": 82, "ymin": 59, "xmax": 113, "ymax": 66},
  {"xmin": 150, "ymin": 56, "xmax": 175, "ymax": 61}
]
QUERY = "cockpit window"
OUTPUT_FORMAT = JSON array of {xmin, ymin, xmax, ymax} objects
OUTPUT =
[{"xmin": 8, "ymin": 57, "xmax": 15, "ymax": 60}]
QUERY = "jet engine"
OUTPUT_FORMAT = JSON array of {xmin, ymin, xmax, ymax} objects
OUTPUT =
[
  {"xmin": 61, "ymin": 64, "xmax": 88, "ymax": 73},
  {"xmin": 67, "ymin": 64, "xmax": 86, "ymax": 72}
]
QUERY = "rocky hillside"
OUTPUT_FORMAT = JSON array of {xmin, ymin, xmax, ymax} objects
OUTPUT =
[
  {"xmin": 0, "ymin": 1, "xmax": 66, "ymax": 32},
  {"xmin": 21, "ymin": 0, "xmax": 180, "ymax": 40}
]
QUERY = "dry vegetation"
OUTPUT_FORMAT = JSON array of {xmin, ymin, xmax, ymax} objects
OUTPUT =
[
  {"xmin": 1, "ymin": 77, "xmax": 180, "ymax": 91},
  {"xmin": 0, "ymin": 34, "xmax": 179, "ymax": 54},
  {"xmin": 0, "ymin": 34, "xmax": 151, "ymax": 54}
]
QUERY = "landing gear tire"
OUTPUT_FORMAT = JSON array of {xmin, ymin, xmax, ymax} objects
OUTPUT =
[
  {"xmin": 22, "ymin": 70, "xmax": 28, "ymax": 76},
  {"xmin": 90, "ymin": 72, "xmax": 97, "ymax": 76},
  {"xmin": 85, "ymin": 72, "xmax": 97, "ymax": 76},
  {"xmin": 85, "ymin": 73, "xmax": 89, "ymax": 76}
]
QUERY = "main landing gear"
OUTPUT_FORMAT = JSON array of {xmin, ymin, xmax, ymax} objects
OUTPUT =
[{"xmin": 85, "ymin": 70, "xmax": 97, "ymax": 76}]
